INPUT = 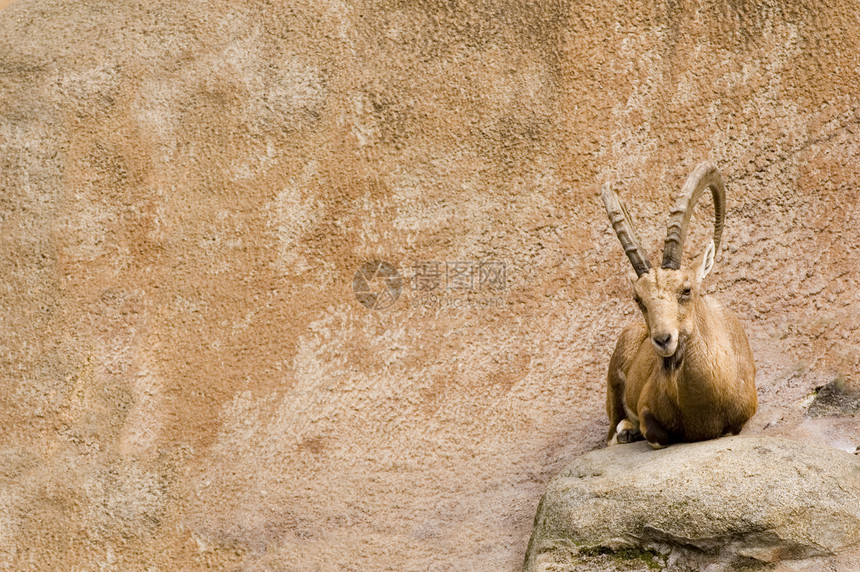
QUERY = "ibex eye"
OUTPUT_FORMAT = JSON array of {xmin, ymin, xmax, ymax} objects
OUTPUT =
[{"xmin": 680, "ymin": 288, "xmax": 692, "ymax": 298}]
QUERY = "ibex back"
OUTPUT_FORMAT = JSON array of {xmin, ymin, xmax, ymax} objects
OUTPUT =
[{"xmin": 602, "ymin": 163, "xmax": 756, "ymax": 449}]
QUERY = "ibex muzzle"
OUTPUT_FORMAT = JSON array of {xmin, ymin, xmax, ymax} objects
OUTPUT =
[{"xmin": 601, "ymin": 163, "xmax": 756, "ymax": 448}]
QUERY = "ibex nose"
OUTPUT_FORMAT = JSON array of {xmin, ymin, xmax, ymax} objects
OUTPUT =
[{"xmin": 652, "ymin": 334, "xmax": 673, "ymax": 351}]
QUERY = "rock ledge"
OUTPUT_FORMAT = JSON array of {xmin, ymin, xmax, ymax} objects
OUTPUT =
[{"xmin": 524, "ymin": 436, "xmax": 860, "ymax": 571}]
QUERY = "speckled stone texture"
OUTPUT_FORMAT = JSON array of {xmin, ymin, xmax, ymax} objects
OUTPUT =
[
  {"xmin": 524, "ymin": 436, "xmax": 860, "ymax": 571},
  {"xmin": 0, "ymin": 0, "xmax": 858, "ymax": 570}
]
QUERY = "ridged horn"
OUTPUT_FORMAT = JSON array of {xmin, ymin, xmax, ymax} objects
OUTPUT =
[
  {"xmin": 601, "ymin": 183, "xmax": 652, "ymax": 277},
  {"xmin": 661, "ymin": 162, "xmax": 725, "ymax": 270}
]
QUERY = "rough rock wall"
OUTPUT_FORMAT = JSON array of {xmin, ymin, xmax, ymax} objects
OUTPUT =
[{"xmin": 0, "ymin": 0, "xmax": 857, "ymax": 570}]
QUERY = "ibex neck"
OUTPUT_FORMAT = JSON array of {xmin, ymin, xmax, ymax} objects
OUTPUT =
[{"xmin": 673, "ymin": 297, "xmax": 724, "ymax": 393}]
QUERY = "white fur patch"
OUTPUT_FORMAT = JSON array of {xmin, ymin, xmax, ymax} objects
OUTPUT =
[{"xmin": 617, "ymin": 419, "xmax": 635, "ymax": 433}]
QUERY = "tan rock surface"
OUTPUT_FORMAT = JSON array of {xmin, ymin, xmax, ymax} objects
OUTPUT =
[{"xmin": 0, "ymin": 1, "xmax": 858, "ymax": 570}]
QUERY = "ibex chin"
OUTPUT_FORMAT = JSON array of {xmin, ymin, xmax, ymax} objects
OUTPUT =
[{"xmin": 601, "ymin": 163, "xmax": 756, "ymax": 449}]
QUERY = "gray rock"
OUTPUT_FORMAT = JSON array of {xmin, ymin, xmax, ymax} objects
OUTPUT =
[
  {"xmin": 524, "ymin": 436, "xmax": 860, "ymax": 571},
  {"xmin": 807, "ymin": 376, "xmax": 860, "ymax": 418}
]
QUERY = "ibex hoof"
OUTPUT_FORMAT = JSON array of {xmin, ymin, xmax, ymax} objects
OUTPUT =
[{"xmin": 616, "ymin": 419, "xmax": 641, "ymax": 444}]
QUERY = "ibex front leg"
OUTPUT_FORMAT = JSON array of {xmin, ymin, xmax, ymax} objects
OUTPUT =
[
  {"xmin": 640, "ymin": 406, "xmax": 671, "ymax": 449},
  {"xmin": 606, "ymin": 328, "xmax": 644, "ymax": 446}
]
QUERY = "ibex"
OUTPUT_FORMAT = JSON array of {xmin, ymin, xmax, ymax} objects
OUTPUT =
[{"xmin": 601, "ymin": 163, "xmax": 756, "ymax": 448}]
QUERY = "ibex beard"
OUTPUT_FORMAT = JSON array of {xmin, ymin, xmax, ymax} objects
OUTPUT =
[{"xmin": 602, "ymin": 163, "xmax": 757, "ymax": 449}]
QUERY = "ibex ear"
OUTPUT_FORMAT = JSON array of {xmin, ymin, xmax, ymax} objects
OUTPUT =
[
  {"xmin": 696, "ymin": 239, "xmax": 716, "ymax": 282},
  {"xmin": 627, "ymin": 269, "xmax": 639, "ymax": 289}
]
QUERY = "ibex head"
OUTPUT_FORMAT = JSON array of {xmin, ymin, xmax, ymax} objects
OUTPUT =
[{"xmin": 602, "ymin": 163, "xmax": 726, "ymax": 364}]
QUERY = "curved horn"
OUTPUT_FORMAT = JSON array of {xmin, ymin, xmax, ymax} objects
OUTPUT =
[
  {"xmin": 661, "ymin": 162, "xmax": 725, "ymax": 270},
  {"xmin": 601, "ymin": 183, "xmax": 652, "ymax": 277}
]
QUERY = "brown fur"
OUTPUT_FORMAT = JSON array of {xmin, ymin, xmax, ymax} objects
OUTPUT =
[{"xmin": 606, "ymin": 262, "xmax": 757, "ymax": 447}]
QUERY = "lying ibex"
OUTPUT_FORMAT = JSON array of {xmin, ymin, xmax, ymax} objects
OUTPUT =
[{"xmin": 601, "ymin": 163, "xmax": 756, "ymax": 448}]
